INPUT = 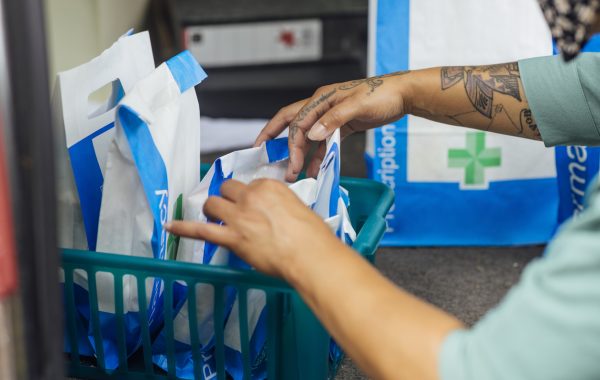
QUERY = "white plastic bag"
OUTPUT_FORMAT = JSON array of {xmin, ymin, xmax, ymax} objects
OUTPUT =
[
  {"xmin": 52, "ymin": 31, "xmax": 155, "ymax": 358},
  {"xmin": 153, "ymin": 131, "xmax": 355, "ymax": 379},
  {"xmin": 53, "ymin": 31, "xmax": 155, "ymax": 251},
  {"xmin": 94, "ymin": 50, "xmax": 206, "ymax": 369}
]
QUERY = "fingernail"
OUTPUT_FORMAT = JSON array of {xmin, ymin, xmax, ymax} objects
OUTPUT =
[
  {"xmin": 163, "ymin": 222, "xmax": 172, "ymax": 230},
  {"xmin": 307, "ymin": 122, "xmax": 329, "ymax": 141}
]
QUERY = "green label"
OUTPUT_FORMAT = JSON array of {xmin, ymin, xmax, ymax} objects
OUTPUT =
[{"xmin": 166, "ymin": 194, "xmax": 183, "ymax": 261}]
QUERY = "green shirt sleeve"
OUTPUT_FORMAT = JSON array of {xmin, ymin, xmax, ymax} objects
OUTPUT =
[
  {"xmin": 439, "ymin": 178, "xmax": 600, "ymax": 380},
  {"xmin": 519, "ymin": 53, "xmax": 600, "ymax": 147}
]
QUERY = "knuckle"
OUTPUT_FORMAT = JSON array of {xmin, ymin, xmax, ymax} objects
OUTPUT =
[
  {"xmin": 203, "ymin": 196, "xmax": 219, "ymax": 211},
  {"xmin": 315, "ymin": 85, "xmax": 333, "ymax": 95},
  {"xmin": 283, "ymin": 101, "xmax": 303, "ymax": 116},
  {"xmin": 248, "ymin": 179, "xmax": 282, "ymax": 195},
  {"xmin": 251, "ymin": 178, "xmax": 272, "ymax": 190},
  {"xmin": 272, "ymin": 106, "xmax": 292, "ymax": 122},
  {"xmin": 220, "ymin": 180, "xmax": 234, "ymax": 192},
  {"xmin": 243, "ymin": 190, "xmax": 261, "ymax": 205}
]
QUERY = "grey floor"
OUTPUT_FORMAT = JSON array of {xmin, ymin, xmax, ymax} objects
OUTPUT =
[{"xmin": 203, "ymin": 132, "xmax": 545, "ymax": 379}]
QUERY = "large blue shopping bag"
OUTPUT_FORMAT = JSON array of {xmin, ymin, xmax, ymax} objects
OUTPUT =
[
  {"xmin": 555, "ymin": 35, "xmax": 600, "ymax": 223},
  {"xmin": 366, "ymin": 0, "xmax": 559, "ymax": 246}
]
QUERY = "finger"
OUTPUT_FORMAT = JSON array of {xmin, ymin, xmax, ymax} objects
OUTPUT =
[
  {"xmin": 286, "ymin": 125, "xmax": 311, "ymax": 182},
  {"xmin": 165, "ymin": 221, "xmax": 238, "ymax": 247},
  {"xmin": 306, "ymin": 141, "xmax": 326, "ymax": 178},
  {"xmin": 286, "ymin": 89, "xmax": 338, "ymax": 181},
  {"xmin": 203, "ymin": 196, "xmax": 237, "ymax": 224},
  {"xmin": 220, "ymin": 179, "xmax": 247, "ymax": 202},
  {"xmin": 254, "ymin": 99, "xmax": 308, "ymax": 147},
  {"xmin": 307, "ymin": 102, "xmax": 359, "ymax": 142}
]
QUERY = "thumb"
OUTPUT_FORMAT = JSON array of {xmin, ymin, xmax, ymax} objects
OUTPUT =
[{"xmin": 307, "ymin": 103, "xmax": 357, "ymax": 141}]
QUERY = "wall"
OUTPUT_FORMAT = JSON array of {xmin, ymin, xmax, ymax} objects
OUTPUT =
[{"xmin": 44, "ymin": 0, "xmax": 150, "ymax": 89}]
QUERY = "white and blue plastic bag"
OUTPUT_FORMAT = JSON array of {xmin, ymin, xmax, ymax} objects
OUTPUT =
[
  {"xmin": 92, "ymin": 50, "xmax": 206, "ymax": 369},
  {"xmin": 153, "ymin": 131, "xmax": 354, "ymax": 379},
  {"xmin": 152, "ymin": 137, "xmax": 289, "ymax": 379},
  {"xmin": 54, "ymin": 31, "xmax": 155, "ymax": 251},
  {"xmin": 53, "ymin": 31, "xmax": 155, "ymax": 357}
]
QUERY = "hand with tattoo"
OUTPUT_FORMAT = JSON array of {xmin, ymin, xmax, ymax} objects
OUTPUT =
[
  {"xmin": 254, "ymin": 71, "xmax": 412, "ymax": 181},
  {"xmin": 255, "ymin": 62, "xmax": 542, "ymax": 182}
]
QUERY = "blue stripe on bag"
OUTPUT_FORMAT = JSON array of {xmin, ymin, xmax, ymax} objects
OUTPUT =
[
  {"xmin": 265, "ymin": 138, "xmax": 289, "ymax": 163},
  {"xmin": 340, "ymin": 189, "xmax": 349, "ymax": 208},
  {"xmin": 68, "ymin": 122, "xmax": 115, "ymax": 251},
  {"xmin": 166, "ymin": 50, "xmax": 208, "ymax": 93},
  {"xmin": 203, "ymin": 159, "xmax": 233, "ymax": 264},
  {"xmin": 117, "ymin": 105, "xmax": 168, "ymax": 329},
  {"xmin": 94, "ymin": 279, "xmax": 188, "ymax": 370},
  {"xmin": 327, "ymin": 142, "xmax": 340, "ymax": 218},
  {"xmin": 224, "ymin": 308, "xmax": 268, "ymax": 380}
]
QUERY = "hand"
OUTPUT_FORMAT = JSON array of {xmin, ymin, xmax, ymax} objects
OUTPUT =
[
  {"xmin": 164, "ymin": 178, "xmax": 342, "ymax": 279},
  {"xmin": 254, "ymin": 71, "xmax": 413, "ymax": 181}
]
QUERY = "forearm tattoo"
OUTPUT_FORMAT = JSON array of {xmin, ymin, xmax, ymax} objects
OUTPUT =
[
  {"xmin": 441, "ymin": 64, "xmax": 521, "ymax": 118},
  {"xmin": 520, "ymin": 108, "xmax": 541, "ymax": 139},
  {"xmin": 440, "ymin": 63, "xmax": 541, "ymax": 140}
]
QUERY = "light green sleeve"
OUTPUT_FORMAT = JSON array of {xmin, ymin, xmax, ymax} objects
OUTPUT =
[
  {"xmin": 519, "ymin": 53, "xmax": 600, "ymax": 147},
  {"xmin": 439, "ymin": 178, "xmax": 600, "ymax": 380}
]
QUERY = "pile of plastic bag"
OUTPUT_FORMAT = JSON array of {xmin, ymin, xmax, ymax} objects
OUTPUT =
[{"xmin": 55, "ymin": 30, "xmax": 354, "ymax": 379}]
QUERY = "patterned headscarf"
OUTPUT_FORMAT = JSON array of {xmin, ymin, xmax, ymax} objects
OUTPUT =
[{"xmin": 539, "ymin": 0, "xmax": 600, "ymax": 60}]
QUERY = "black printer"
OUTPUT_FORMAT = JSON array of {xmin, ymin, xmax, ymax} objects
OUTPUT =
[{"xmin": 147, "ymin": 0, "xmax": 368, "ymax": 118}]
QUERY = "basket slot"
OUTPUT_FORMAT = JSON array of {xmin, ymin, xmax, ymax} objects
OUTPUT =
[
  {"xmin": 214, "ymin": 285, "xmax": 226, "ymax": 380},
  {"xmin": 238, "ymin": 287, "xmax": 251, "ymax": 380},
  {"xmin": 88, "ymin": 270, "xmax": 106, "ymax": 370},
  {"xmin": 136, "ymin": 274, "xmax": 154, "ymax": 374},
  {"xmin": 113, "ymin": 272, "xmax": 128, "ymax": 372},
  {"xmin": 163, "ymin": 279, "xmax": 176, "ymax": 377},
  {"xmin": 186, "ymin": 282, "xmax": 203, "ymax": 380},
  {"xmin": 266, "ymin": 291, "xmax": 283, "ymax": 380},
  {"xmin": 63, "ymin": 266, "xmax": 80, "ymax": 367}
]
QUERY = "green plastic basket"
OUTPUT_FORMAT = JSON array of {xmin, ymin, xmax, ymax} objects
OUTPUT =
[{"xmin": 62, "ymin": 173, "xmax": 393, "ymax": 380}]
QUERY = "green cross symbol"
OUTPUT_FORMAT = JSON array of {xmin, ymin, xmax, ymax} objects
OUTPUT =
[{"xmin": 448, "ymin": 132, "xmax": 501, "ymax": 186}]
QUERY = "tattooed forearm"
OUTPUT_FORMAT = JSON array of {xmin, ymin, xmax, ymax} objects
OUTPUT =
[
  {"xmin": 289, "ymin": 89, "xmax": 337, "ymax": 140},
  {"xmin": 432, "ymin": 63, "xmax": 542, "ymax": 140},
  {"xmin": 441, "ymin": 64, "xmax": 521, "ymax": 118},
  {"xmin": 339, "ymin": 70, "xmax": 411, "ymax": 94},
  {"xmin": 520, "ymin": 108, "xmax": 542, "ymax": 140}
]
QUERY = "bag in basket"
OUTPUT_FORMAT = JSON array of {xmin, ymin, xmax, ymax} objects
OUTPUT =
[
  {"xmin": 153, "ymin": 131, "xmax": 355, "ymax": 379},
  {"xmin": 93, "ymin": 50, "xmax": 206, "ymax": 369},
  {"xmin": 53, "ymin": 31, "xmax": 155, "ymax": 357}
]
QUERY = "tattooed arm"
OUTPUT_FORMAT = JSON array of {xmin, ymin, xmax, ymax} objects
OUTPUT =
[
  {"xmin": 255, "ymin": 63, "xmax": 540, "ymax": 181},
  {"xmin": 414, "ymin": 64, "xmax": 541, "ymax": 140}
]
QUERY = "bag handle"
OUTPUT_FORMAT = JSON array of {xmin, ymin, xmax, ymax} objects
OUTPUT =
[{"xmin": 58, "ymin": 31, "xmax": 154, "ymax": 147}]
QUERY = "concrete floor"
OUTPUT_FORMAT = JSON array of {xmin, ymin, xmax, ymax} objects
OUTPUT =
[{"xmin": 203, "ymin": 132, "xmax": 545, "ymax": 379}]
